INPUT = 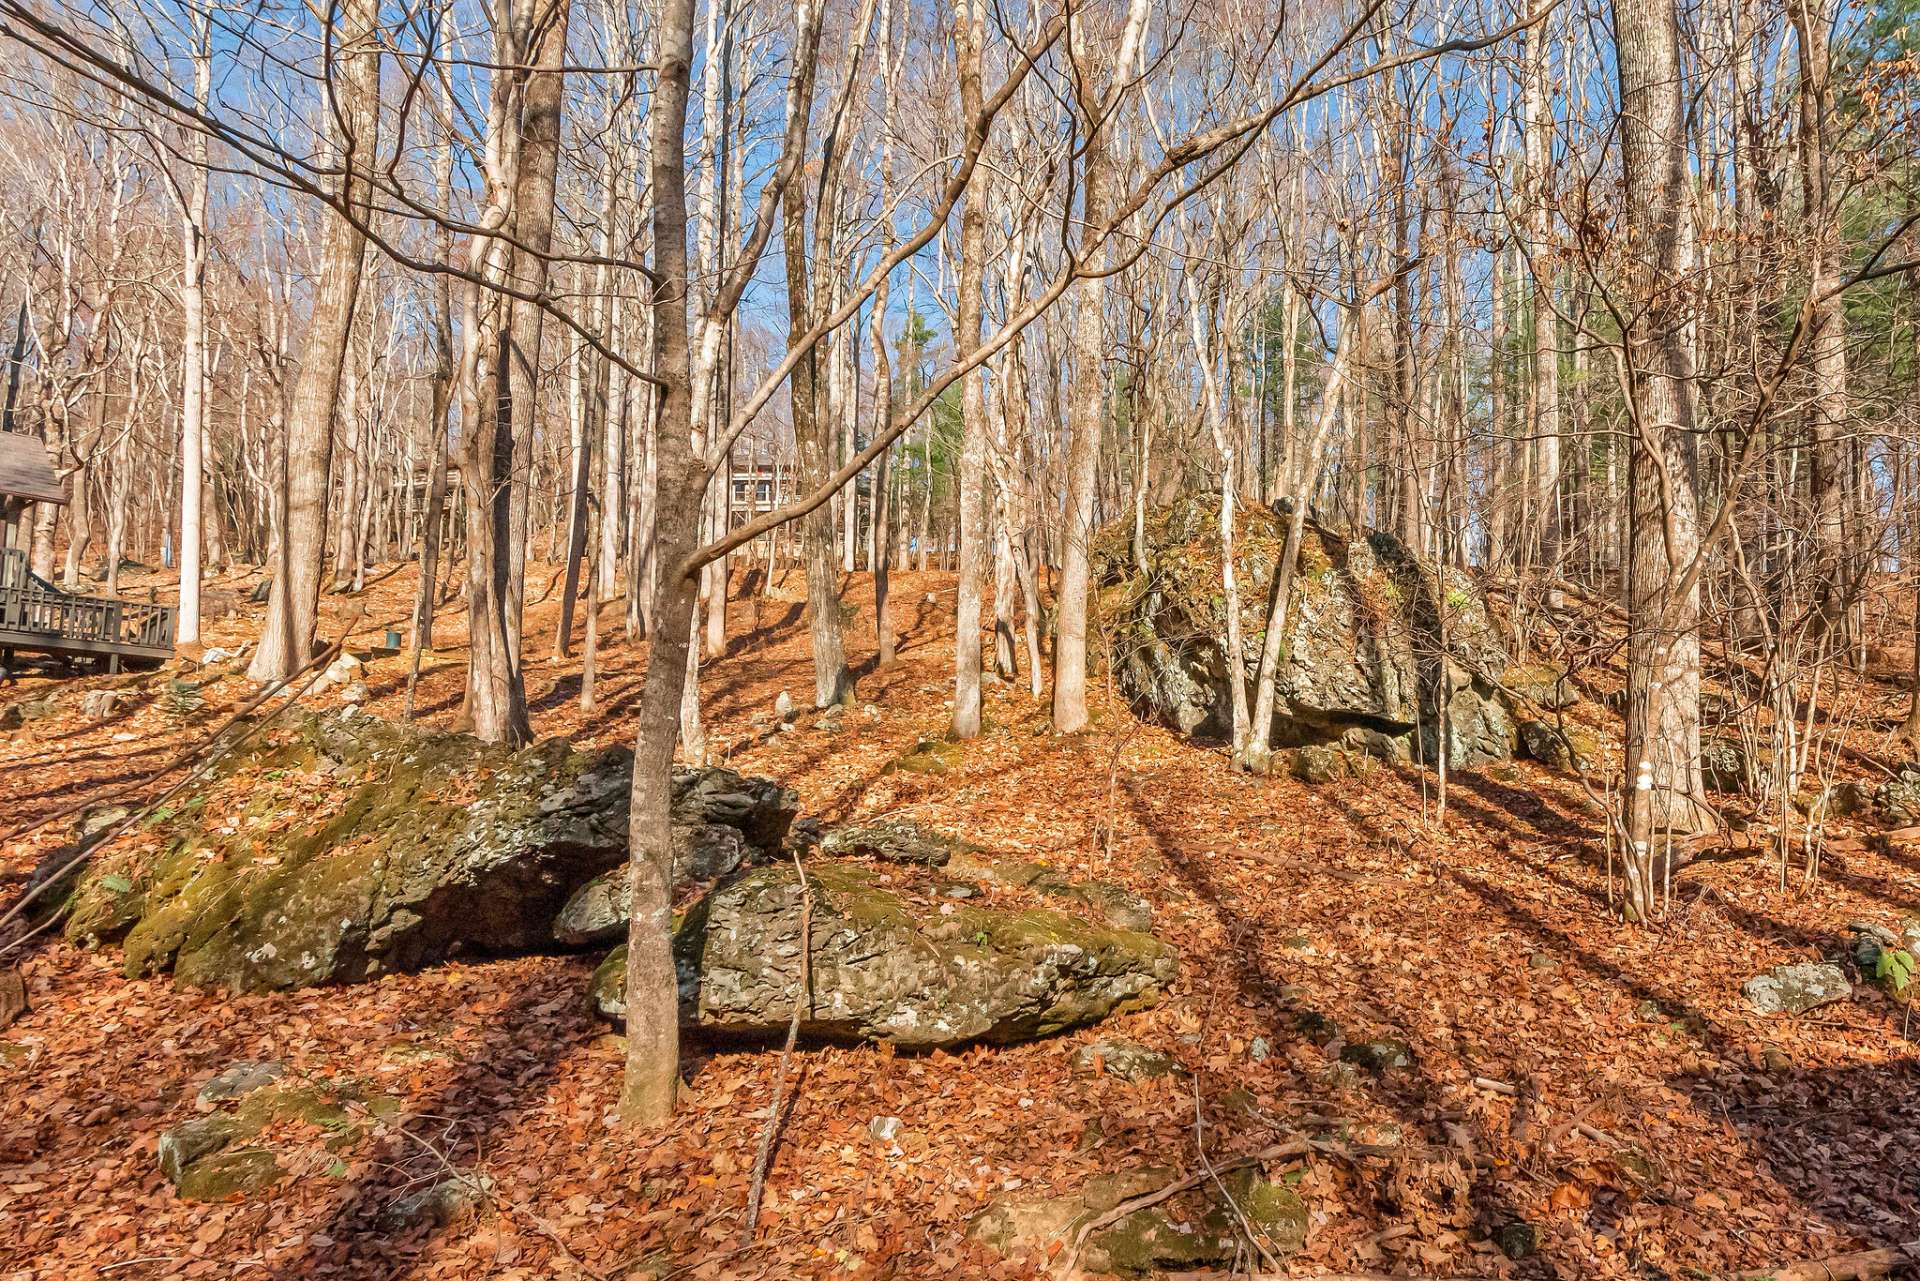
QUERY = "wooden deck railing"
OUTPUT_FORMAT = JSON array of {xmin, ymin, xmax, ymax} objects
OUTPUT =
[{"xmin": 0, "ymin": 547, "xmax": 177, "ymax": 660}]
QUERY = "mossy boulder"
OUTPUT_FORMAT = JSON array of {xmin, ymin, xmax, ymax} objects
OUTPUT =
[
  {"xmin": 551, "ymin": 824, "xmax": 755, "ymax": 947},
  {"xmin": 590, "ymin": 863, "xmax": 1177, "ymax": 1048},
  {"xmin": 1095, "ymin": 496, "xmax": 1514, "ymax": 768},
  {"xmin": 887, "ymin": 737, "xmax": 964, "ymax": 776},
  {"xmin": 1515, "ymin": 719, "xmax": 1598, "ymax": 773},
  {"xmin": 159, "ymin": 1073, "xmax": 400, "ymax": 1201},
  {"xmin": 817, "ymin": 820, "xmax": 976, "ymax": 867},
  {"xmin": 67, "ymin": 712, "xmax": 795, "ymax": 991},
  {"xmin": 970, "ymin": 1165, "xmax": 1307, "ymax": 1275}
]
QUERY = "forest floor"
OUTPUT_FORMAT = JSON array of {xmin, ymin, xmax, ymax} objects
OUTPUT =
[{"xmin": 1, "ymin": 559, "xmax": 1917, "ymax": 1281}]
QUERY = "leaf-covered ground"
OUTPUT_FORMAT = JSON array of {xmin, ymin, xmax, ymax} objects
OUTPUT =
[{"xmin": 1, "ymin": 563, "xmax": 1916, "ymax": 1280}]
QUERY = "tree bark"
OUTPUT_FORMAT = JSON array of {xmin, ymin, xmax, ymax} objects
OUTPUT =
[
  {"xmin": 248, "ymin": 0, "xmax": 378, "ymax": 683},
  {"xmin": 619, "ymin": 0, "xmax": 699, "ymax": 1129},
  {"xmin": 950, "ymin": 0, "xmax": 989, "ymax": 739},
  {"xmin": 1613, "ymin": 0, "xmax": 1711, "ymax": 919}
]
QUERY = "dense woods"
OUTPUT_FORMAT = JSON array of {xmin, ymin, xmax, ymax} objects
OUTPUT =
[{"xmin": 3, "ymin": 0, "xmax": 1920, "ymax": 1275}]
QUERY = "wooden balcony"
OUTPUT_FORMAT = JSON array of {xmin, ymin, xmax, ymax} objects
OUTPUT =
[{"xmin": 0, "ymin": 547, "xmax": 176, "ymax": 669}]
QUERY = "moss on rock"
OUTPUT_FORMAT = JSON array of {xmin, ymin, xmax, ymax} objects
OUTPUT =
[{"xmin": 592, "ymin": 862, "xmax": 1177, "ymax": 1048}]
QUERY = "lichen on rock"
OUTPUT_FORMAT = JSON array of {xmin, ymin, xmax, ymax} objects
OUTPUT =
[
  {"xmin": 1095, "ymin": 496, "xmax": 1516, "ymax": 768},
  {"xmin": 590, "ymin": 862, "xmax": 1177, "ymax": 1048},
  {"xmin": 66, "ymin": 712, "xmax": 795, "ymax": 992}
]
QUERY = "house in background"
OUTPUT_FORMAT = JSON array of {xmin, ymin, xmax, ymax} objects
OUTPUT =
[{"xmin": 0, "ymin": 430, "xmax": 175, "ymax": 671}]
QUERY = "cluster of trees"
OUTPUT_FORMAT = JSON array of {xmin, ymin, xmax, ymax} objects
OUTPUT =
[{"xmin": 2, "ymin": 0, "xmax": 1918, "ymax": 1117}]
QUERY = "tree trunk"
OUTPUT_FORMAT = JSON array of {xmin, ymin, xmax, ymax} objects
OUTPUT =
[
  {"xmin": 619, "ymin": 0, "xmax": 700, "ymax": 1129},
  {"xmin": 1614, "ymin": 0, "xmax": 1711, "ymax": 919},
  {"xmin": 248, "ymin": 0, "xmax": 378, "ymax": 683},
  {"xmin": 779, "ymin": 0, "xmax": 849, "ymax": 708},
  {"xmin": 950, "ymin": 0, "xmax": 989, "ymax": 739}
]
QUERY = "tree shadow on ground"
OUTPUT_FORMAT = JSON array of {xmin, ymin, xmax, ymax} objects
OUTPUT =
[
  {"xmin": 1671, "ymin": 1058, "xmax": 1920, "ymax": 1248},
  {"xmin": 1119, "ymin": 775, "xmax": 1544, "ymax": 1266}
]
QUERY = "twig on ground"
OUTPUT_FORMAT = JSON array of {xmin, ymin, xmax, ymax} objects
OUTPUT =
[
  {"xmin": 0, "ymin": 620, "xmax": 357, "ymax": 951},
  {"xmin": 1732, "ymin": 1240, "xmax": 1920, "ymax": 1281},
  {"xmin": 740, "ymin": 846, "xmax": 813, "ymax": 1246},
  {"xmin": 1190, "ymin": 1076, "xmax": 1283, "ymax": 1273},
  {"xmin": 380, "ymin": 1102, "xmax": 602, "ymax": 1280},
  {"xmin": 1053, "ymin": 1138, "xmax": 1314, "ymax": 1279}
]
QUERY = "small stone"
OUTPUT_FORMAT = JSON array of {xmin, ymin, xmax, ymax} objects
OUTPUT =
[
  {"xmin": 1742, "ymin": 962, "xmax": 1850, "ymax": 1015},
  {"xmin": 1288, "ymin": 745, "xmax": 1347, "ymax": 785},
  {"xmin": 196, "ymin": 1060, "xmax": 285, "ymax": 1108},
  {"xmin": 320, "ymin": 653, "xmax": 362, "ymax": 687},
  {"xmin": 1249, "ymin": 1036, "xmax": 1271, "ymax": 1062},
  {"xmin": 1071, "ymin": 1039, "xmax": 1179, "ymax": 1082},
  {"xmin": 159, "ymin": 1114, "xmax": 244, "ymax": 1185},
  {"xmin": 1494, "ymin": 1222, "xmax": 1542, "ymax": 1259},
  {"xmin": 379, "ymin": 1171, "xmax": 493, "ymax": 1230},
  {"xmin": 1340, "ymin": 1038, "xmax": 1414, "ymax": 1072},
  {"xmin": 867, "ymin": 1115, "xmax": 902, "ymax": 1144},
  {"xmin": 176, "ymin": 1148, "xmax": 283, "ymax": 1201}
]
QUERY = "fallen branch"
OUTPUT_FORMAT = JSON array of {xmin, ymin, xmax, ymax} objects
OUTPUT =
[
  {"xmin": 740, "ymin": 847, "xmax": 814, "ymax": 1246},
  {"xmin": 1734, "ymin": 1241, "xmax": 1920, "ymax": 1281},
  {"xmin": 0, "ymin": 620, "xmax": 357, "ymax": 950},
  {"xmin": 0, "ymin": 611, "xmax": 359, "ymax": 850},
  {"xmin": 1053, "ymin": 1139, "xmax": 1314, "ymax": 1279}
]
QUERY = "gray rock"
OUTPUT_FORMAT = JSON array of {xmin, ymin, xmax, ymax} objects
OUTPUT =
[
  {"xmin": 589, "ymin": 863, "xmax": 1177, "ymax": 1048},
  {"xmin": 1876, "ymin": 770, "xmax": 1920, "ymax": 824},
  {"xmin": 1701, "ymin": 736, "xmax": 1752, "ymax": 794},
  {"xmin": 1289, "ymin": 744, "xmax": 1347, "ymax": 784},
  {"xmin": 1743, "ymin": 962, "xmax": 1850, "ymax": 1015},
  {"xmin": 671, "ymin": 767, "xmax": 798, "ymax": 852},
  {"xmin": 552, "ymin": 826, "xmax": 751, "ymax": 946},
  {"xmin": 1494, "ymin": 1222, "xmax": 1542, "ymax": 1260},
  {"xmin": 66, "ymin": 714, "xmax": 795, "ymax": 992},
  {"xmin": 1813, "ymin": 781, "xmax": 1873, "ymax": 820},
  {"xmin": 162, "ymin": 1078, "xmax": 397, "ymax": 1200},
  {"xmin": 378, "ymin": 1172, "xmax": 493, "ymax": 1230},
  {"xmin": 1340, "ymin": 1038, "xmax": 1415, "ymax": 1072},
  {"xmin": 1504, "ymin": 665, "xmax": 1579, "ymax": 712},
  {"xmin": 1070, "ymin": 1039, "xmax": 1180, "ymax": 1082},
  {"xmin": 818, "ymin": 820, "xmax": 972, "ymax": 867},
  {"xmin": 176, "ymin": 1149, "xmax": 283, "ymax": 1201},
  {"xmin": 7, "ymin": 696, "xmax": 59, "ymax": 725},
  {"xmin": 196, "ymin": 1060, "xmax": 285, "ymax": 1107},
  {"xmin": 159, "ymin": 1114, "xmax": 243, "ymax": 1184},
  {"xmin": 1098, "ymin": 497, "xmax": 1514, "ymax": 768},
  {"xmin": 970, "ymin": 1165, "xmax": 1307, "ymax": 1276}
]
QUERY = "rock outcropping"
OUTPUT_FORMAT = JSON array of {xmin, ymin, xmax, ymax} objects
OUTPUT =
[
  {"xmin": 971, "ymin": 1165, "xmax": 1307, "ymax": 1275},
  {"xmin": 589, "ymin": 862, "xmax": 1176, "ymax": 1047},
  {"xmin": 1096, "ymin": 497, "xmax": 1520, "ymax": 766},
  {"xmin": 66, "ymin": 712, "xmax": 796, "ymax": 991}
]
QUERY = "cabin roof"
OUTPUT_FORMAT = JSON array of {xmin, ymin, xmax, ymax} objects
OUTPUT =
[{"xmin": 0, "ymin": 431, "xmax": 67, "ymax": 506}]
